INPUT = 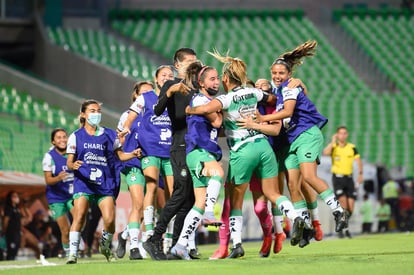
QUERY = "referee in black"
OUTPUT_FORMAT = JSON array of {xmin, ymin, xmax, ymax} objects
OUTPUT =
[{"xmin": 143, "ymin": 48, "xmax": 197, "ymax": 260}]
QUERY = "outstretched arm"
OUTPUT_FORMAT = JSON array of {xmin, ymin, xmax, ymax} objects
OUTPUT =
[
  {"xmin": 207, "ymin": 111, "xmax": 223, "ymax": 129},
  {"xmin": 186, "ymin": 98, "xmax": 223, "ymax": 116},
  {"xmin": 256, "ymin": 99, "xmax": 296, "ymax": 123},
  {"xmin": 288, "ymin": 78, "xmax": 309, "ymax": 95},
  {"xmin": 237, "ymin": 116, "xmax": 282, "ymax": 136},
  {"xmin": 154, "ymin": 81, "xmax": 190, "ymax": 116},
  {"xmin": 116, "ymin": 148, "xmax": 142, "ymax": 161},
  {"xmin": 119, "ymin": 111, "xmax": 138, "ymax": 137}
]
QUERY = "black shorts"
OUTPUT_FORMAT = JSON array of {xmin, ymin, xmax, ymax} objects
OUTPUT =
[{"xmin": 332, "ymin": 174, "xmax": 357, "ymax": 199}]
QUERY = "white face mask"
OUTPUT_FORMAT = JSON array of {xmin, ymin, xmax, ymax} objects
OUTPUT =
[{"xmin": 87, "ymin": 113, "xmax": 101, "ymax": 126}]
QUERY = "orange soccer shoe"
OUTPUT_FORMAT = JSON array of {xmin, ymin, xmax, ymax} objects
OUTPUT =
[
  {"xmin": 259, "ymin": 235, "xmax": 272, "ymax": 257},
  {"xmin": 209, "ymin": 245, "xmax": 229, "ymax": 260},
  {"xmin": 312, "ymin": 220, "xmax": 324, "ymax": 241},
  {"xmin": 273, "ymin": 232, "xmax": 286, "ymax": 254}
]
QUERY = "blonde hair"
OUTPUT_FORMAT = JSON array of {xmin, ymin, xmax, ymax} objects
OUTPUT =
[
  {"xmin": 208, "ymin": 49, "xmax": 248, "ymax": 86},
  {"xmin": 272, "ymin": 40, "xmax": 317, "ymax": 73}
]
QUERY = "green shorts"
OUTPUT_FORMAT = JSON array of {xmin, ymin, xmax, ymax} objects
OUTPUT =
[
  {"xmin": 123, "ymin": 167, "xmax": 145, "ymax": 187},
  {"xmin": 141, "ymin": 156, "xmax": 173, "ymax": 177},
  {"xmin": 186, "ymin": 148, "xmax": 219, "ymax": 188},
  {"xmin": 49, "ymin": 200, "xmax": 73, "ymax": 220},
  {"xmin": 228, "ymin": 138, "xmax": 278, "ymax": 185},
  {"xmin": 73, "ymin": 193, "xmax": 115, "ymax": 206},
  {"xmin": 285, "ymin": 125, "xmax": 323, "ymax": 169}
]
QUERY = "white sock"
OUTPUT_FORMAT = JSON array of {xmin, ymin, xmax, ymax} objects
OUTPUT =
[
  {"xmin": 129, "ymin": 227, "xmax": 140, "ymax": 250},
  {"xmin": 276, "ymin": 196, "xmax": 299, "ymax": 221},
  {"xmin": 229, "ymin": 215, "xmax": 243, "ymax": 246},
  {"xmin": 144, "ymin": 205, "xmax": 155, "ymax": 234},
  {"xmin": 205, "ymin": 177, "xmax": 222, "ymax": 213},
  {"xmin": 121, "ymin": 225, "xmax": 129, "ymax": 240},
  {"xmin": 294, "ymin": 200, "xmax": 311, "ymax": 227},
  {"xmin": 69, "ymin": 231, "xmax": 81, "ymax": 257},
  {"xmin": 177, "ymin": 208, "xmax": 203, "ymax": 248},
  {"xmin": 272, "ymin": 207, "xmax": 284, "ymax": 234},
  {"xmin": 101, "ymin": 230, "xmax": 113, "ymax": 250},
  {"xmin": 79, "ymin": 237, "xmax": 85, "ymax": 251},
  {"xmin": 320, "ymin": 190, "xmax": 343, "ymax": 212},
  {"xmin": 166, "ymin": 215, "xmax": 175, "ymax": 238},
  {"xmin": 273, "ymin": 215, "xmax": 284, "ymax": 234},
  {"xmin": 188, "ymin": 231, "xmax": 196, "ymax": 250}
]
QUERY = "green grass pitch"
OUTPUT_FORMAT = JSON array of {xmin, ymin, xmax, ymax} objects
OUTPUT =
[{"xmin": 0, "ymin": 232, "xmax": 413, "ymax": 275}]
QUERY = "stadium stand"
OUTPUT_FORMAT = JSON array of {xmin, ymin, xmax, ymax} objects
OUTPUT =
[
  {"xmin": 0, "ymin": 83, "xmax": 78, "ymax": 174},
  {"xmin": 47, "ymin": 27, "xmax": 159, "ymax": 79},
  {"xmin": 106, "ymin": 9, "xmax": 413, "ymax": 175},
  {"xmin": 41, "ymin": 9, "xmax": 414, "ymax": 176},
  {"xmin": 335, "ymin": 8, "xmax": 414, "ymax": 174}
]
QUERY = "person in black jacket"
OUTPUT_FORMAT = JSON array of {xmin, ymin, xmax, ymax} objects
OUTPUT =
[{"xmin": 144, "ymin": 48, "xmax": 197, "ymax": 260}]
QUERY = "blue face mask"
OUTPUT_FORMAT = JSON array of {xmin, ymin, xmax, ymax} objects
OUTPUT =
[{"xmin": 87, "ymin": 113, "xmax": 101, "ymax": 126}]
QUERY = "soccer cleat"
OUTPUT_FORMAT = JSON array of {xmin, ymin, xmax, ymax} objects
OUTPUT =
[
  {"xmin": 312, "ymin": 220, "xmax": 323, "ymax": 241},
  {"xmin": 85, "ymin": 248, "xmax": 92, "ymax": 258},
  {"xmin": 227, "ymin": 243, "xmax": 245, "ymax": 259},
  {"xmin": 100, "ymin": 246, "xmax": 116, "ymax": 262},
  {"xmin": 259, "ymin": 235, "xmax": 272, "ymax": 257},
  {"xmin": 129, "ymin": 248, "xmax": 143, "ymax": 260},
  {"xmin": 337, "ymin": 230, "xmax": 345, "ymax": 239},
  {"xmin": 333, "ymin": 210, "xmax": 349, "ymax": 232},
  {"xmin": 66, "ymin": 254, "xmax": 77, "ymax": 264},
  {"xmin": 290, "ymin": 217, "xmax": 305, "ymax": 246},
  {"xmin": 273, "ymin": 232, "xmax": 286, "ymax": 254},
  {"xmin": 189, "ymin": 248, "xmax": 201, "ymax": 259},
  {"xmin": 116, "ymin": 232, "xmax": 127, "ymax": 258},
  {"xmin": 345, "ymin": 229, "xmax": 352, "ymax": 239},
  {"xmin": 299, "ymin": 227, "xmax": 315, "ymax": 248},
  {"xmin": 170, "ymin": 245, "xmax": 191, "ymax": 260},
  {"xmin": 58, "ymin": 250, "xmax": 67, "ymax": 259},
  {"xmin": 143, "ymin": 236, "xmax": 167, "ymax": 260},
  {"xmin": 202, "ymin": 212, "xmax": 223, "ymax": 227},
  {"xmin": 209, "ymin": 246, "xmax": 229, "ymax": 260}
]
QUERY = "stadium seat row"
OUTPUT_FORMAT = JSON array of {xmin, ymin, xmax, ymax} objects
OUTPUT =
[{"xmin": 43, "ymin": 9, "xmax": 414, "ymax": 175}]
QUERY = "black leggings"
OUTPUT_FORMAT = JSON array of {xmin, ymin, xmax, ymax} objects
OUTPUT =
[
  {"xmin": 6, "ymin": 233, "xmax": 20, "ymax": 260},
  {"xmin": 153, "ymin": 148, "xmax": 195, "ymax": 244}
]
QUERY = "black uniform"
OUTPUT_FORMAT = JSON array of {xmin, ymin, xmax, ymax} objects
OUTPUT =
[
  {"xmin": 4, "ymin": 205, "xmax": 21, "ymax": 260},
  {"xmin": 152, "ymin": 78, "xmax": 195, "ymax": 244}
]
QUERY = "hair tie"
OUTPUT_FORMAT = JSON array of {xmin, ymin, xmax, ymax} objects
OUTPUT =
[
  {"xmin": 197, "ymin": 66, "xmax": 209, "ymax": 83},
  {"xmin": 272, "ymin": 58, "xmax": 292, "ymax": 72}
]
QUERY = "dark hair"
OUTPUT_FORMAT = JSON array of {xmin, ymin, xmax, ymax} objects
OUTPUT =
[
  {"xmin": 173, "ymin": 48, "xmax": 196, "ymax": 64},
  {"xmin": 272, "ymin": 40, "xmax": 317, "ymax": 73},
  {"xmin": 50, "ymin": 128, "xmax": 67, "ymax": 142},
  {"xmin": 184, "ymin": 61, "xmax": 203, "ymax": 90},
  {"xmin": 5, "ymin": 191, "xmax": 18, "ymax": 207},
  {"xmin": 133, "ymin": 81, "xmax": 154, "ymax": 94},
  {"xmin": 246, "ymin": 79, "xmax": 255, "ymax": 88},
  {"xmin": 336, "ymin": 126, "xmax": 348, "ymax": 132},
  {"xmin": 154, "ymin": 65, "xmax": 174, "ymax": 78},
  {"xmin": 79, "ymin": 99, "xmax": 101, "ymax": 125},
  {"xmin": 184, "ymin": 61, "xmax": 216, "ymax": 91}
]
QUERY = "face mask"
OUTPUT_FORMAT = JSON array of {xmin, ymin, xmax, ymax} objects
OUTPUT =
[
  {"xmin": 206, "ymin": 88, "xmax": 219, "ymax": 96},
  {"xmin": 87, "ymin": 113, "xmax": 101, "ymax": 126}
]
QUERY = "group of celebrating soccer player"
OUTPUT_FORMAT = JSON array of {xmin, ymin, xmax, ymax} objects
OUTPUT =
[{"xmin": 41, "ymin": 41, "xmax": 350, "ymax": 264}]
